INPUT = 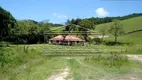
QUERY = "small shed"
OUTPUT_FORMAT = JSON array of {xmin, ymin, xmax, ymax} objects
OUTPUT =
[{"xmin": 49, "ymin": 35, "xmax": 84, "ymax": 45}]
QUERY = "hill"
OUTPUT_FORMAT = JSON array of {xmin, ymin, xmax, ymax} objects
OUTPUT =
[
  {"xmin": 96, "ymin": 16, "xmax": 142, "ymax": 32},
  {"xmin": 95, "ymin": 16, "xmax": 142, "ymax": 44}
]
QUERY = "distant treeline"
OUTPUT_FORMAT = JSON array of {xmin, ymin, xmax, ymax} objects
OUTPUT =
[
  {"xmin": 24, "ymin": 19, "xmax": 64, "ymax": 27},
  {"xmin": 67, "ymin": 13, "xmax": 142, "ymax": 25}
]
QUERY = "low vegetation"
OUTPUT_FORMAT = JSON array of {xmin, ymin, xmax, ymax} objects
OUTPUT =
[
  {"xmin": 68, "ymin": 57, "xmax": 142, "ymax": 80},
  {"xmin": 84, "ymin": 53, "xmax": 128, "ymax": 68},
  {"xmin": 0, "ymin": 44, "xmax": 68, "ymax": 80}
]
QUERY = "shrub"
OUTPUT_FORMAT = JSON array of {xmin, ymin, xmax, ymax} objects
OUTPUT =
[
  {"xmin": 88, "ymin": 38, "xmax": 94, "ymax": 44},
  {"xmin": 0, "ymin": 42, "xmax": 10, "ymax": 47},
  {"xmin": 93, "ymin": 38, "xmax": 101, "ymax": 45},
  {"xmin": 103, "ymin": 41, "xmax": 133, "ymax": 46}
]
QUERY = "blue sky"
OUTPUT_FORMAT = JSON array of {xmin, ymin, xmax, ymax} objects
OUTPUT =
[{"xmin": 0, "ymin": 0, "xmax": 142, "ymax": 23}]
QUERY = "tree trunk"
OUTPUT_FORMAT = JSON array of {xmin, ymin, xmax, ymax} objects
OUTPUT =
[
  {"xmin": 101, "ymin": 34, "xmax": 104, "ymax": 42},
  {"xmin": 115, "ymin": 36, "xmax": 117, "ymax": 43},
  {"xmin": 114, "ymin": 29, "xmax": 118, "ymax": 43}
]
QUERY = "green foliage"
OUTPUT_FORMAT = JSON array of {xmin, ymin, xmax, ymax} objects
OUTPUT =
[
  {"xmin": 93, "ymin": 38, "xmax": 101, "ymax": 45},
  {"xmin": 0, "ymin": 7, "xmax": 52, "ymax": 44},
  {"xmin": 64, "ymin": 24, "xmax": 79, "ymax": 32},
  {"xmin": 78, "ymin": 19, "xmax": 95, "ymax": 41},
  {"xmin": 0, "ymin": 7, "xmax": 16, "ymax": 41},
  {"xmin": 66, "ymin": 18, "xmax": 82, "ymax": 25},
  {"xmin": 103, "ymin": 41, "xmax": 133, "ymax": 46},
  {"xmin": 11, "ymin": 20, "xmax": 51, "ymax": 44},
  {"xmin": 108, "ymin": 19, "xmax": 124, "ymax": 43},
  {"xmin": 0, "ymin": 41, "xmax": 10, "ymax": 47},
  {"xmin": 79, "ymin": 19, "xmax": 94, "ymax": 30}
]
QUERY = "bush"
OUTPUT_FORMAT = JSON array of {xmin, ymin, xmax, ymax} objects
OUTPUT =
[
  {"xmin": 93, "ymin": 38, "xmax": 101, "ymax": 45},
  {"xmin": 103, "ymin": 41, "xmax": 120, "ymax": 46},
  {"xmin": 0, "ymin": 42, "xmax": 10, "ymax": 47},
  {"xmin": 88, "ymin": 38, "xmax": 94, "ymax": 44},
  {"xmin": 103, "ymin": 41, "xmax": 133, "ymax": 46}
]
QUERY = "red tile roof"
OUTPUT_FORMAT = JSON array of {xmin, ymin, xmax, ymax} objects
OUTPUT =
[{"xmin": 50, "ymin": 35, "xmax": 84, "ymax": 41}]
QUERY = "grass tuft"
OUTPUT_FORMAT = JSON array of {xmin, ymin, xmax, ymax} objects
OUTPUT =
[{"xmin": 84, "ymin": 53, "xmax": 129, "ymax": 68}]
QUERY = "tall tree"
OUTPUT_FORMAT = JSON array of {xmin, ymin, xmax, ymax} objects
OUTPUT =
[
  {"xmin": 0, "ymin": 7, "xmax": 16, "ymax": 41},
  {"xmin": 79, "ymin": 19, "xmax": 95, "ymax": 41},
  {"xmin": 63, "ymin": 21, "xmax": 79, "ymax": 43},
  {"xmin": 108, "ymin": 19, "xmax": 124, "ymax": 43}
]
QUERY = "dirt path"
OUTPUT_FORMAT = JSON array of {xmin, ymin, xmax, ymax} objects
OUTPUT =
[
  {"xmin": 127, "ymin": 55, "xmax": 142, "ymax": 62},
  {"xmin": 47, "ymin": 67, "xmax": 71, "ymax": 80}
]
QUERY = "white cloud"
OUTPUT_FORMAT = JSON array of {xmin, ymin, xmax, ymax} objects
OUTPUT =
[
  {"xmin": 53, "ymin": 13, "xmax": 57, "ymax": 16},
  {"xmin": 57, "ymin": 16, "xmax": 61, "ymax": 18},
  {"xmin": 63, "ymin": 16, "xmax": 68, "ymax": 18},
  {"xmin": 53, "ymin": 12, "xmax": 68, "ymax": 19},
  {"xmin": 57, "ymin": 15, "xmax": 68, "ymax": 19},
  {"xmin": 95, "ymin": 8, "xmax": 109, "ymax": 17}
]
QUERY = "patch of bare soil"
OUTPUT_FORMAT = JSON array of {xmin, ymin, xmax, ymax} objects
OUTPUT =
[
  {"xmin": 127, "ymin": 55, "xmax": 142, "ymax": 62},
  {"xmin": 47, "ymin": 67, "xmax": 71, "ymax": 80}
]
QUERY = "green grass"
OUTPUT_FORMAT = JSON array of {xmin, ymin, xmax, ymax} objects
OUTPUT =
[
  {"xmin": 0, "ymin": 44, "xmax": 67, "ymax": 80},
  {"xmin": 95, "ymin": 16, "xmax": 142, "ymax": 44},
  {"xmin": 0, "ymin": 44, "xmax": 142, "ymax": 80},
  {"xmin": 96, "ymin": 16, "xmax": 142, "ymax": 33},
  {"xmin": 42, "ymin": 44, "xmax": 142, "ymax": 55},
  {"xmin": 50, "ymin": 26, "xmax": 65, "ymax": 32},
  {"xmin": 103, "ymin": 31, "xmax": 142, "ymax": 44},
  {"xmin": 68, "ymin": 57, "xmax": 142, "ymax": 80},
  {"xmin": 119, "ymin": 31, "xmax": 142, "ymax": 44},
  {"xmin": 84, "ymin": 53, "xmax": 129, "ymax": 68}
]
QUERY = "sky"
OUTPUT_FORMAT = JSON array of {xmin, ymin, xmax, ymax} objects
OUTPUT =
[{"xmin": 0, "ymin": 0, "xmax": 142, "ymax": 23}]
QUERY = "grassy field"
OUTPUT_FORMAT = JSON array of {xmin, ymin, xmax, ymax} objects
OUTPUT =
[
  {"xmin": 95, "ymin": 16, "xmax": 142, "ymax": 33},
  {"xmin": 0, "ymin": 44, "xmax": 67, "ymax": 80},
  {"xmin": 49, "ymin": 26, "xmax": 65, "ymax": 32},
  {"xmin": 68, "ymin": 57, "xmax": 142, "ymax": 80},
  {"xmin": 0, "ymin": 44, "xmax": 142, "ymax": 80},
  {"xmin": 95, "ymin": 16, "xmax": 142, "ymax": 44}
]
